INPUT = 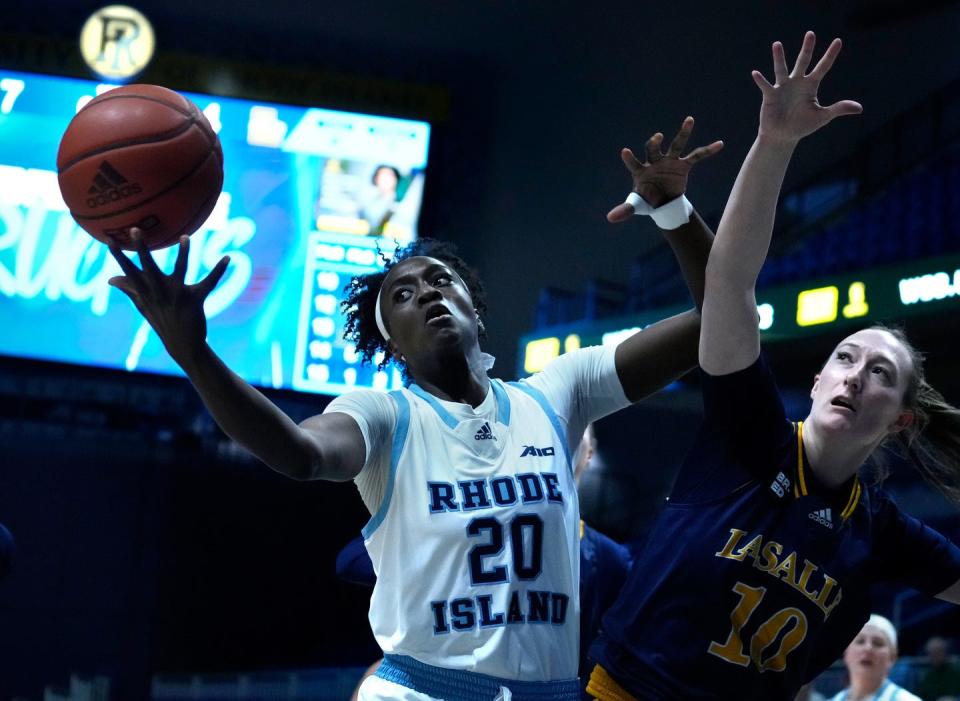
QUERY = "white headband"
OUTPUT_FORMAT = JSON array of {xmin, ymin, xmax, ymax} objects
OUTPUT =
[
  {"xmin": 865, "ymin": 614, "xmax": 898, "ymax": 650},
  {"xmin": 374, "ymin": 285, "xmax": 391, "ymax": 342}
]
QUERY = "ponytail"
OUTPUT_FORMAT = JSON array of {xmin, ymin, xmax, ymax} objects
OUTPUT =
[{"xmin": 875, "ymin": 325, "xmax": 960, "ymax": 504}]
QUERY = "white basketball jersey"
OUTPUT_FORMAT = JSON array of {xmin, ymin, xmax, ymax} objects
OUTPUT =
[{"xmin": 362, "ymin": 378, "xmax": 580, "ymax": 681}]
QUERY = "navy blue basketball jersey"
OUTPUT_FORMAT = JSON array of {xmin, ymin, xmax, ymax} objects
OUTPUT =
[
  {"xmin": 579, "ymin": 521, "xmax": 631, "ymax": 695},
  {"xmin": 336, "ymin": 535, "xmax": 376, "ymax": 588},
  {"xmin": 589, "ymin": 355, "xmax": 960, "ymax": 701}
]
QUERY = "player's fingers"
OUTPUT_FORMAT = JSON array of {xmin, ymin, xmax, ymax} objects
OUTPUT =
[
  {"xmin": 666, "ymin": 117, "xmax": 694, "ymax": 158},
  {"xmin": 808, "ymin": 38, "xmax": 843, "ymax": 81},
  {"xmin": 772, "ymin": 41, "xmax": 789, "ymax": 84},
  {"xmin": 173, "ymin": 236, "xmax": 190, "ymax": 282},
  {"xmin": 195, "ymin": 256, "xmax": 230, "ymax": 298},
  {"xmin": 752, "ymin": 70, "xmax": 774, "ymax": 94},
  {"xmin": 823, "ymin": 100, "xmax": 863, "ymax": 120},
  {"xmin": 131, "ymin": 228, "xmax": 163, "ymax": 278},
  {"xmin": 107, "ymin": 240, "xmax": 142, "ymax": 279},
  {"xmin": 620, "ymin": 148, "xmax": 643, "ymax": 172},
  {"xmin": 107, "ymin": 277, "xmax": 143, "ymax": 312},
  {"xmin": 791, "ymin": 31, "xmax": 816, "ymax": 77},
  {"xmin": 645, "ymin": 133, "xmax": 664, "ymax": 163},
  {"xmin": 682, "ymin": 140, "xmax": 724, "ymax": 164},
  {"xmin": 607, "ymin": 202, "xmax": 635, "ymax": 223},
  {"xmin": 108, "ymin": 276, "xmax": 137, "ymax": 295}
]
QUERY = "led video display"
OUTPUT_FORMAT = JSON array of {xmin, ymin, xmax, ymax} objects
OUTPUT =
[{"xmin": 0, "ymin": 69, "xmax": 431, "ymax": 394}]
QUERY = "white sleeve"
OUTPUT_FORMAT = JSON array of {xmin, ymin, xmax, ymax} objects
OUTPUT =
[
  {"xmin": 521, "ymin": 344, "xmax": 630, "ymax": 460},
  {"xmin": 323, "ymin": 390, "xmax": 397, "ymax": 515}
]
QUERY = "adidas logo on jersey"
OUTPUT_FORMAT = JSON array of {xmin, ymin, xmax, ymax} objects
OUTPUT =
[
  {"xmin": 808, "ymin": 507, "xmax": 834, "ymax": 529},
  {"xmin": 769, "ymin": 471, "xmax": 791, "ymax": 499},
  {"xmin": 520, "ymin": 445, "xmax": 555, "ymax": 457},
  {"xmin": 86, "ymin": 160, "xmax": 143, "ymax": 208},
  {"xmin": 474, "ymin": 422, "xmax": 496, "ymax": 441}
]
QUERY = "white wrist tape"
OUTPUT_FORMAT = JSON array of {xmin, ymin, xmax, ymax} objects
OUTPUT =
[
  {"xmin": 625, "ymin": 192, "xmax": 694, "ymax": 230},
  {"xmin": 625, "ymin": 192, "xmax": 653, "ymax": 215}
]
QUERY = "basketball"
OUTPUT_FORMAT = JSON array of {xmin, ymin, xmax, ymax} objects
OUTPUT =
[{"xmin": 57, "ymin": 84, "xmax": 224, "ymax": 251}]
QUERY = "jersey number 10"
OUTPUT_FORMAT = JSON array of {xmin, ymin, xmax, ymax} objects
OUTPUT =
[{"xmin": 708, "ymin": 582, "xmax": 809, "ymax": 672}]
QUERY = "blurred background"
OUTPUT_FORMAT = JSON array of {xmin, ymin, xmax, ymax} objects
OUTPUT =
[{"xmin": 1, "ymin": 1, "xmax": 960, "ymax": 699}]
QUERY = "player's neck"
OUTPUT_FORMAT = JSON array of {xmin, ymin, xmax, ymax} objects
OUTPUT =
[
  {"xmin": 848, "ymin": 674, "xmax": 885, "ymax": 700},
  {"xmin": 801, "ymin": 418, "xmax": 874, "ymax": 489},
  {"xmin": 409, "ymin": 348, "xmax": 490, "ymax": 407}
]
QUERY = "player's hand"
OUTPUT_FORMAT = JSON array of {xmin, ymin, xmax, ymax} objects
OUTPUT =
[
  {"xmin": 752, "ymin": 31, "xmax": 862, "ymax": 144},
  {"xmin": 107, "ymin": 229, "xmax": 229, "ymax": 365},
  {"xmin": 607, "ymin": 116, "xmax": 723, "ymax": 223}
]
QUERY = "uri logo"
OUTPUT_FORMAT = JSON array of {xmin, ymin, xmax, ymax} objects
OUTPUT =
[{"xmin": 79, "ymin": 5, "xmax": 156, "ymax": 80}]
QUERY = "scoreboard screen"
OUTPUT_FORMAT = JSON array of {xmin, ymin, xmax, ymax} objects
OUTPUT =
[{"xmin": 0, "ymin": 69, "xmax": 431, "ymax": 394}]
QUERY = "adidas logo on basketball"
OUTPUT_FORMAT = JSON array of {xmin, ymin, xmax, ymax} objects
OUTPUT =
[
  {"xmin": 808, "ymin": 507, "xmax": 834, "ymax": 529},
  {"xmin": 474, "ymin": 422, "xmax": 496, "ymax": 441},
  {"xmin": 86, "ymin": 160, "xmax": 142, "ymax": 208}
]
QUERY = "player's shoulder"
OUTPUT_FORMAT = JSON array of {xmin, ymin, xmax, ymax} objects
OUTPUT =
[
  {"xmin": 890, "ymin": 684, "xmax": 922, "ymax": 701},
  {"xmin": 324, "ymin": 388, "xmax": 401, "ymax": 434},
  {"xmin": 520, "ymin": 345, "xmax": 611, "ymax": 383},
  {"xmin": 327, "ymin": 387, "xmax": 400, "ymax": 410},
  {"xmin": 857, "ymin": 482, "xmax": 901, "ymax": 524}
]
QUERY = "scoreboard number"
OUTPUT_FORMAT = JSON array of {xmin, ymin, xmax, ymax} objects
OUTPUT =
[{"xmin": 0, "ymin": 78, "xmax": 25, "ymax": 115}]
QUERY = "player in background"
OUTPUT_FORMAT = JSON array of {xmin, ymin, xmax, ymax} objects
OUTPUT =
[
  {"xmin": 587, "ymin": 32, "xmax": 960, "ymax": 701},
  {"xmin": 826, "ymin": 615, "xmax": 921, "ymax": 701},
  {"xmin": 106, "ymin": 117, "xmax": 720, "ymax": 700}
]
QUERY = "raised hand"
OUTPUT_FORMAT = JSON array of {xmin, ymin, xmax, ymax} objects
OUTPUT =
[
  {"xmin": 107, "ymin": 229, "xmax": 229, "ymax": 366},
  {"xmin": 608, "ymin": 117, "xmax": 723, "ymax": 223},
  {"xmin": 752, "ymin": 31, "xmax": 862, "ymax": 144}
]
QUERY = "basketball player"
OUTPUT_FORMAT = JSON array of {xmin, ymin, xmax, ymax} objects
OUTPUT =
[
  {"xmin": 107, "ymin": 118, "xmax": 720, "ymax": 699},
  {"xmin": 336, "ymin": 423, "xmax": 631, "ymax": 699},
  {"xmin": 827, "ymin": 615, "xmax": 921, "ymax": 701},
  {"xmin": 586, "ymin": 33, "xmax": 960, "ymax": 701}
]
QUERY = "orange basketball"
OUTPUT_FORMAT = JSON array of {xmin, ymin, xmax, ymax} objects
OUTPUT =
[{"xmin": 57, "ymin": 84, "xmax": 224, "ymax": 251}]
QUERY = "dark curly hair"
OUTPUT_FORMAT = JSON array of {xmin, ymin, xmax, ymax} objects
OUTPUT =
[{"xmin": 342, "ymin": 238, "xmax": 488, "ymax": 381}]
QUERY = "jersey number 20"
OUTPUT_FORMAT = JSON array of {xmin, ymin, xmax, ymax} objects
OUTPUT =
[
  {"xmin": 466, "ymin": 514, "xmax": 544, "ymax": 585},
  {"xmin": 708, "ymin": 582, "xmax": 808, "ymax": 672}
]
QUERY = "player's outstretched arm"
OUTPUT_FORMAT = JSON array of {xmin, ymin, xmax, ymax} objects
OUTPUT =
[
  {"xmin": 608, "ymin": 116, "xmax": 722, "ymax": 311},
  {"xmin": 108, "ymin": 230, "xmax": 366, "ymax": 482},
  {"xmin": 700, "ymin": 32, "xmax": 862, "ymax": 376},
  {"xmin": 614, "ymin": 308, "xmax": 700, "ymax": 403},
  {"xmin": 610, "ymin": 118, "xmax": 721, "ymax": 402}
]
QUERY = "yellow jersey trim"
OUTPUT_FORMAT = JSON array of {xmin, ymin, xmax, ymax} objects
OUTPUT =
[
  {"xmin": 841, "ymin": 481, "xmax": 862, "ymax": 520},
  {"xmin": 796, "ymin": 421, "xmax": 809, "ymax": 497},
  {"xmin": 795, "ymin": 420, "xmax": 861, "ymax": 520},
  {"xmin": 586, "ymin": 664, "xmax": 638, "ymax": 701}
]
